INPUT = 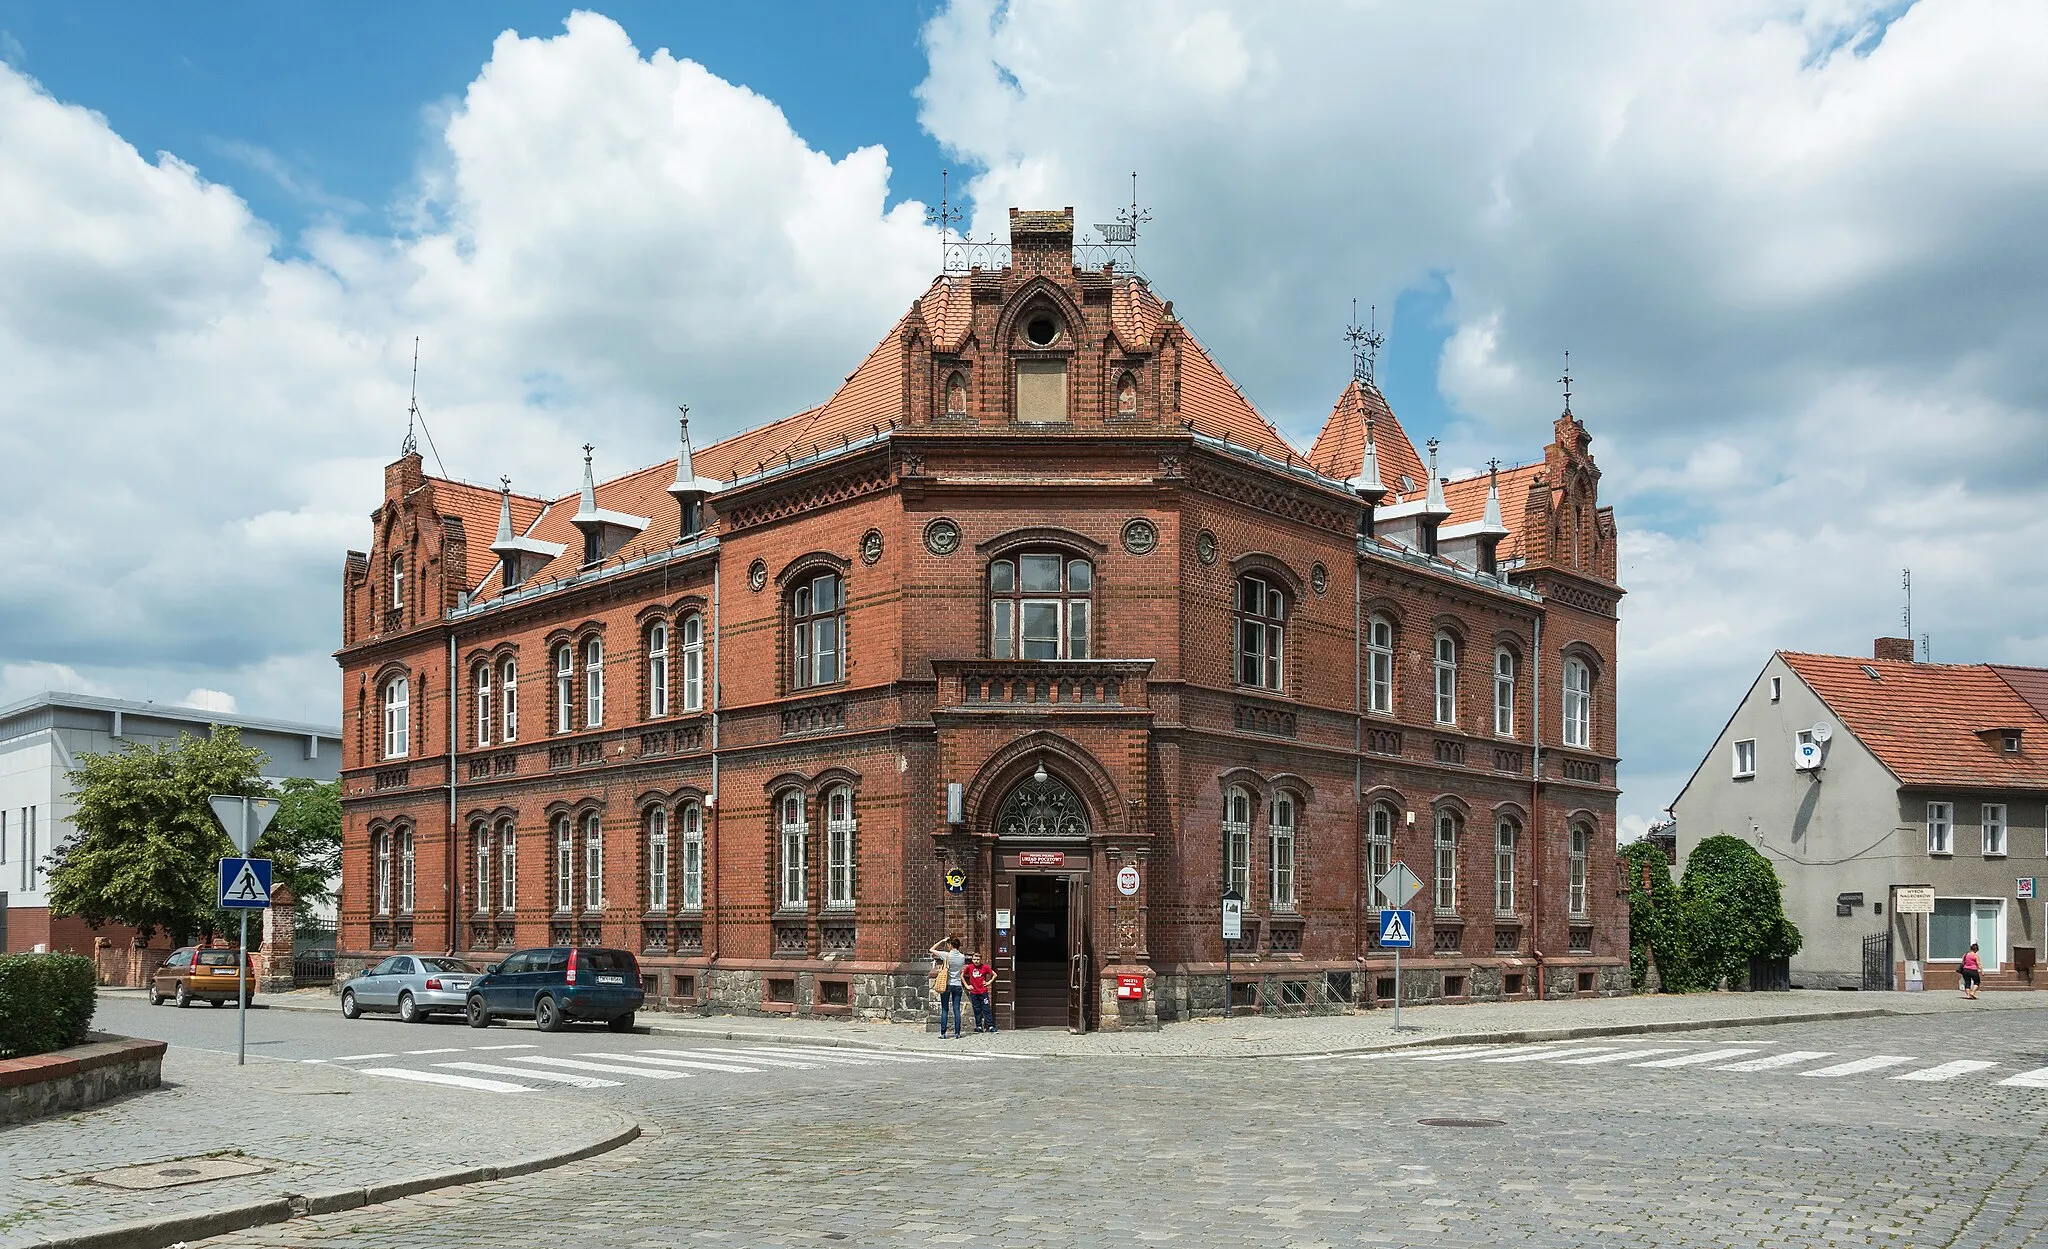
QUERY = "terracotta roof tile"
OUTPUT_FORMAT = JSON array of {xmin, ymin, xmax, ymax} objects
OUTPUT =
[
  {"xmin": 917, "ymin": 276, "xmax": 975, "ymax": 353},
  {"xmin": 1306, "ymin": 380, "xmax": 1427, "ymax": 499},
  {"xmin": 1176, "ymin": 329, "xmax": 1297, "ymax": 456},
  {"xmin": 1990, "ymin": 665, "xmax": 2048, "ymax": 723},
  {"xmin": 1783, "ymin": 652, "xmax": 2048, "ymax": 790},
  {"xmin": 426, "ymin": 478, "xmax": 545, "ymax": 590},
  {"xmin": 1441, "ymin": 463, "xmax": 1545, "ymax": 551},
  {"xmin": 1110, "ymin": 279, "xmax": 1165, "ymax": 347}
]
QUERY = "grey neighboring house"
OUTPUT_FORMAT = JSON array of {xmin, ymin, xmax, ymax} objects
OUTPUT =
[
  {"xmin": 1672, "ymin": 640, "xmax": 2048, "ymax": 991},
  {"xmin": 0, "ymin": 692, "xmax": 341, "ymax": 953}
]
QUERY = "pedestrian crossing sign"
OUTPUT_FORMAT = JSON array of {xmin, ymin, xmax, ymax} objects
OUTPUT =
[
  {"xmin": 1378, "ymin": 908, "xmax": 1415, "ymax": 949},
  {"xmin": 219, "ymin": 857, "xmax": 273, "ymax": 909}
]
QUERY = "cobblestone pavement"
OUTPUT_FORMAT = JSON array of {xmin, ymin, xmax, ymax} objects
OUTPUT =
[
  {"xmin": 192, "ymin": 985, "xmax": 2028, "ymax": 1058},
  {"xmin": 0, "ymin": 1042, "xmax": 634, "ymax": 1249},
  {"xmin": 190, "ymin": 1006, "xmax": 2048, "ymax": 1248}
]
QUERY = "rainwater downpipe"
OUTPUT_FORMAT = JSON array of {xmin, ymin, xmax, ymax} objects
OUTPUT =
[
  {"xmin": 1530, "ymin": 615, "xmax": 1545, "ymax": 999},
  {"xmin": 1353, "ymin": 551, "xmax": 1365, "ymax": 1003},
  {"xmin": 708, "ymin": 557, "xmax": 722, "ymax": 971},
  {"xmin": 447, "ymin": 629, "xmax": 459, "ymax": 956}
]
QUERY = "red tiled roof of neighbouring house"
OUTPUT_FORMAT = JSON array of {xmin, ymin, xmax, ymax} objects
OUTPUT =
[
  {"xmin": 1175, "ymin": 328, "xmax": 1297, "ymax": 455},
  {"xmin": 1782, "ymin": 653, "xmax": 2048, "ymax": 790},
  {"xmin": 1442, "ymin": 462, "xmax": 1546, "ymax": 554},
  {"xmin": 430, "ymin": 478, "xmax": 546, "ymax": 590},
  {"xmin": 1306, "ymin": 380, "xmax": 1427, "ymax": 500}
]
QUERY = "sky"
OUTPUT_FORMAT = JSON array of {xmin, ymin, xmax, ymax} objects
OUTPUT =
[{"xmin": 2, "ymin": 0, "xmax": 2043, "ymax": 840}]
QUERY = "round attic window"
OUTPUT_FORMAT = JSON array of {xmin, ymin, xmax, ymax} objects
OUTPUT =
[{"xmin": 1025, "ymin": 316, "xmax": 1058, "ymax": 347}]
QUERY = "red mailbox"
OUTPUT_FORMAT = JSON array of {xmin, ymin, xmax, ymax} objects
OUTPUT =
[{"xmin": 1116, "ymin": 973, "xmax": 1145, "ymax": 1000}]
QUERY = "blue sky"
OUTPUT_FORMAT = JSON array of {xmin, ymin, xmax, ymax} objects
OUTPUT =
[{"xmin": 2, "ymin": 1, "xmax": 2042, "ymax": 838}]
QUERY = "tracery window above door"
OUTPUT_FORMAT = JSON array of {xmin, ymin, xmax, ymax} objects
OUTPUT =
[{"xmin": 995, "ymin": 774, "xmax": 1091, "ymax": 840}]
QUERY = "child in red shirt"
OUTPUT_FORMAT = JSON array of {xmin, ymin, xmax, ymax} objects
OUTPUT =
[{"xmin": 964, "ymin": 953, "xmax": 997, "ymax": 1034}]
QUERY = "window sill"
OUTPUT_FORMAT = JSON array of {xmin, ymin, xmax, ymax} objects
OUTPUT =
[
  {"xmin": 1733, "ymin": 773, "xmax": 1755, "ymax": 781},
  {"xmin": 1929, "ymin": 851, "xmax": 1954, "ymax": 859},
  {"xmin": 1983, "ymin": 852, "xmax": 2008, "ymax": 859}
]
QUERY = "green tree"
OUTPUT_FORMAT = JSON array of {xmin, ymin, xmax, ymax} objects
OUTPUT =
[
  {"xmin": 1620, "ymin": 839, "xmax": 1684, "ymax": 992},
  {"xmin": 46, "ymin": 726, "xmax": 268, "ymax": 946},
  {"xmin": 1676, "ymin": 834, "xmax": 1804, "ymax": 991},
  {"xmin": 267, "ymin": 777, "xmax": 342, "ymax": 910}
]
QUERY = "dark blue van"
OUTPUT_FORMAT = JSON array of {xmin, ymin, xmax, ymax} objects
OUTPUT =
[{"xmin": 465, "ymin": 946, "xmax": 644, "ymax": 1032}]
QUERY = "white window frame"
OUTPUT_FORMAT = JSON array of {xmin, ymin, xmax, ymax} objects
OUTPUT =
[
  {"xmin": 585, "ymin": 639, "xmax": 605, "ymax": 728},
  {"xmin": 1494, "ymin": 647, "xmax": 1515, "ymax": 737},
  {"xmin": 647, "ymin": 807, "xmax": 669, "ymax": 911},
  {"xmin": 1366, "ymin": 616, "xmax": 1394, "ymax": 714},
  {"xmin": 391, "ymin": 556, "xmax": 404, "ymax": 608},
  {"xmin": 554, "ymin": 816, "xmax": 574, "ymax": 911},
  {"xmin": 989, "ymin": 555, "xmax": 1092, "ymax": 661},
  {"xmin": 1434, "ymin": 812, "xmax": 1460, "ymax": 913},
  {"xmin": 1367, "ymin": 805, "xmax": 1394, "ymax": 906},
  {"xmin": 1981, "ymin": 803, "xmax": 2007, "ymax": 857},
  {"xmin": 1268, "ymin": 792, "xmax": 1296, "ymax": 912},
  {"xmin": 399, "ymin": 827, "xmax": 416, "ymax": 913},
  {"xmin": 501, "ymin": 658, "xmax": 518, "ymax": 741},
  {"xmin": 382, "ymin": 676, "xmax": 409, "ymax": 759},
  {"xmin": 1495, "ymin": 817, "xmax": 1518, "ymax": 916},
  {"xmin": 1733, "ymin": 738, "xmax": 1757, "ymax": 778},
  {"xmin": 1563, "ymin": 658, "xmax": 1592, "ymax": 749},
  {"xmin": 680, "ymin": 802, "xmax": 704, "ymax": 911},
  {"xmin": 1235, "ymin": 575, "xmax": 1286, "ymax": 692},
  {"xmin": 1927, "ymin": 801, "xmax": 1954, "ymax": 856},
  {"xmin": 647, "ymin": 624, "xmax": 669, "ymax": 718},
  {"xmin": 498, "ymin": 818, "xmax": 516, "ymax": 912},
  {"xmin": 1434, "ymin": 633, "xmax": 1458, "ymax": 725},
  {"xmin": 792, "ymin": 573, "xmax": 844, "ymax": 689},
  {"xmin": 1223, "ymin": 787, "xmax": 1253, "ymax": 901},
  {"xmin": 582, "ymin": 811, "xmax": 604, "ymax": 911},
  {"xmin": 1569, "ymin": 825, "xmax": 1590, "ymax": 916},
  {"xmin": 555, "ymin": 645, "xmax": 574, "ymax": 734},
  {"xmin": 474, "ymin": 663, "xmax": 491, "ymax": 747},
  {"xmin": 374, "ymin": 830, "xmax": 392, "ymax": 915},
  {"xmin": 474, "ymin": 823, "xmax": 491, "ymax": 914},
  {"xmin": 778, "ymin": 791, "xmax": 809, "ymax": 909},
  {"xmin": 825, "ymin": 785, "xmax": 856, "ymax": 909},
  {"xmin": 681, "ymin": 613, "xmax": 704, "ymax": 712}
]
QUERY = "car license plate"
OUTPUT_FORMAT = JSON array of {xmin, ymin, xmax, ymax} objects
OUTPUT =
[
  {"xmin": 446, "ymin": 982, "xmax": 469, "ymax": 991},
  {"xmin": 212, "ymin": 968, "xmax": 237, "ymax": 975},
  {"xmin": 597, "ymin": 975, "xmax": 624, "ymax": 985}
]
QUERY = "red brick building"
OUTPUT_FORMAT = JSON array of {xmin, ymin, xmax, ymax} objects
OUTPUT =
[{"xmin": 336, "ymin": 208, "xmax": 1625, "ymax": 1029}]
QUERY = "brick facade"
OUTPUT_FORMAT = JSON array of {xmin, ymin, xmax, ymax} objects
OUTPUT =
[{"xmin": 336, "ymin": 209, "xmax": 1626, "ymax": 1028}]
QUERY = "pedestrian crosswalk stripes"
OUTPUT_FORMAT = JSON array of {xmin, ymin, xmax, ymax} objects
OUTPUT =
[
  {"xmin": 1633, "ymin": 1047, "xmax": 1762, "ymax": 1068},
  {"xmin": 324, "ymin": 1039, "xmax": 1010, "ymax": 1095},
  {"xmin": 360, "ymin": 1067, "xmax": 531, "ymax": 1093},
  {"xmin": 439, "ymin": 1060, "xmax": 621, "ymax": 1088},
  {"xmin": 1556, "ymin": 1047, "xmax": 1670, "ymax": 1065},
  {"xmin": 1800, "ymin": 1055, "xmax": 1915, "ymax": 1078},
  {"xmin": 1894, "ymin": 1059, "xmax": 1997, "ymax": 1082},
  {"xmin": 506, "ymin": 1054, "xmax": 693, "ymax": 1079},
  {"xmin": 1481, "ymin": 1046, "xmax": 1615, "ymax": 1063},
  {"xmin": 648, "ymin": 1048, "xmax": 819, "ymax": 1069},
  {"xmin": 1713, "ymin": 1050, "xmax": 1834, "ymax": 1072},
  {"xmin": 1282, "ymin": 1041, "xmax": 2036, "ymax": 1092},
  {"xmin": 590, "ymin": 1053, "xmax": 761, "ymax": 1074},
  {"xmin": 1999, "ymin": 1067, "xmax": 2048, "ymax": 1088}
]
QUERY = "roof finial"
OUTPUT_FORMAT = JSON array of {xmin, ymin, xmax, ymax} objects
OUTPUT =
[
  {"xmin": 673, "ymin": 405, "xmax": 695, "ymax": 485},
  {"xmin": 1481, "ymin": 458, "xmax": 1508, "ymax": 533},
  {"xmin": 1559, "ymin": 349, "xmax": 1574, "ymax": 415},
  {"xmin": 578, "ymin": 444, "xmax": 597, "ymax": 517},
  {"xmin": 400, "ymin": 336, "xmax": 421, "ymax": 456},
  {"xmin": 1345, "ymin": 300, "xmax": 1385, "ymax": 389},
  {"xmin": 494, "ymin": 475, "xmax": 514, "ymax": 544},
  {"xmin": 925, "ymin": 168, "xmax": 963, "ymax": 264},
  {"xmin": 1423, "ymin": 439, "xmax": 1451, "ymax": 517}
]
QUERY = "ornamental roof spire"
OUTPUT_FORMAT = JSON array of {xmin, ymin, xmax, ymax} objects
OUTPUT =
[
  {"xmin": 667, "ymin": 406, "xmax": 723, "ymax": 501},
  {"xmin": 577, "ymin": 443, "xmax": 597, "ymax": 519},
  {"xmin": 1423, "ymin": 439, "xmax": 1452, "ymax": 518},
  {"xmin": 494, "ymin": 475, "xmax": 514, "ymax": 545},
  {"xmin": 1480, "ymin": 459, "xmax": 1510, "ymax": 536}
]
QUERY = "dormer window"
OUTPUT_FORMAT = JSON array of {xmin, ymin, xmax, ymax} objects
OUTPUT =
[{"xmin": 2007, "ymin": 733, "xmax": 2023, "ymax": 754}]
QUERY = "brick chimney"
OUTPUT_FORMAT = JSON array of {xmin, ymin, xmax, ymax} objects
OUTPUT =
[
  {"xmin": 1009, "ymin": 208, "xmax": 1074, "ymax": 280},
  {"xmin": 1874, "ymin": 637, "xmax": 1915, "ymax": 662}
]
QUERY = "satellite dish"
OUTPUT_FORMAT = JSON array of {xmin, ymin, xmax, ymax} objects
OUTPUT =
[{"xmin": 1811, "ymin": 722, "xmax": 1835, "ymax": 743}]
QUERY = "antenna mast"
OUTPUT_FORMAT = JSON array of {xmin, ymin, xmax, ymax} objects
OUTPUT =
[{"xmin": 1902, "ymin": 568, "xmax": 1911, "ymax": 641}]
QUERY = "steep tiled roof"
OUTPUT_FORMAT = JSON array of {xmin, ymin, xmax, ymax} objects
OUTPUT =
[
  {"xmin": 1990, "ymin": 665, "xmax": 2048, "ymax": 723},
  {"xmin": 916, "ymin": 276, "xmax": 975, "ymax": 352},
  {"xmin": 1176, "ymin": 329, "xmax": 1297, "ymax": 455},
  {"xmin": 428, "ymin": 478, "xmax": 545, "ymax": 589},
  {"xmin": 1783, "ymin": 653, "xmax": 2048, "ymax": 790},
  {"xmin": 1306, "ymin": 380, "xmax": 1427, "ymax": 500},
  {"xmin": 1442, "ymin": 463, "xmax": 1545, "ymax": 554},
  {"xmin": 1110, "ymin": 278, "xmax": 1165, "ymax": 348}
]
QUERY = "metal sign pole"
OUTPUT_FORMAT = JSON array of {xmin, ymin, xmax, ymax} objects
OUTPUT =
[
  {"xmin": 1392, "ymin": 943, "xmax": 1401, "ymax": 1032},
  {"xmin": 234, "ymin": 798, "xmax": 248, "ymax": 1067}
]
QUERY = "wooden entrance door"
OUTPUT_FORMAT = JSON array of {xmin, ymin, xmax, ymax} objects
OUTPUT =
[
  {"xmin": 1067, "ymin": 873, "xmax": 1092, "ymax": 1033},
  {"xmin": 991, "ymin": 874, "xmax": 1016, "ymax": 1031}
]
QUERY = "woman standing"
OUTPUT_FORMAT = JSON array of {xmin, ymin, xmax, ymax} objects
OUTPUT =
[{"xmin": 1959, "ymin": 943, "xmax": 1983, "ymax": 1000}]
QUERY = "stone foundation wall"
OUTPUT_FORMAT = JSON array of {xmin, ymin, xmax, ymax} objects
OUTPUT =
[
  {"xmin": 1156, "ymin": 960, "xmax": 1630, "ymax": 1020},
  {"xmin": 0, "ymin": 1035, "xmax": 166, "ymax": 1126}
]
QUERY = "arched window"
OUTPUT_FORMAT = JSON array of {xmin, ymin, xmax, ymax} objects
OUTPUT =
[
  {"xmin": 680, "ymin": 612, "xmax": 704, "ymax": 712},
  {"xmin": 1494, "ymin": 648, "xmax": 1516, "ymax": 738},
  {"xmin": 1235, "ymin": 575, "xmax": 1286, "ymax": 690},
  {"xmin": 944, "ymin": 371, "xmax": 968, "ymax": 417},
  {"xmin": 399, "ymin": 826, "xmax": 416, "ymax": 913},
  {"xmin": 1569, "ymin": 823, "xmax": 1591, "ymax": 915},
  {"xmin": 1268, "ymin": 792, "xmax": 1297, "ymax": 911},
  {"xmin": 473, "ymin": 820, "xmax": 491, "ymax": 915},
  {"xmin": 792, "ymin": 572, "xmax": 844, "ymax": 689},
  {"xmin": 500, "ymin": 658, "xmax": 518, "ymax": 741},
  {"xmin": 989, "ymin": 553, "xmax": 1092, "ymax": 660},
  {"xmin": 825, "ymin": 785, "xmax": 856, "ymax": 908},
  {"xmin": 680, "ymin": 801, "xmax": 704, "ymax": 911},
  {"xmin": 585, "ymin": 639, "xmax": 606, "ymax": 728},
  {"xmin": 553, "ymin": 815, "xmax": 573, "ymax": 911},
  {"xmin": 473, "ymin": 663, "xmax": 492, "ymax": 748},
  {"xmin": 391, "ymin": 555, "xmax": 405, "ymax": 609},
  {"xmin": 582, "ymin": 811, "xmax": 604, "ymax": 910},
  {"xmin": 1367, "ymin": 804, "xmax": 1395, "ymax": 903},
  {"xmin": 778, "ymin": 790, "xmax": 808, "ymax": 908},
  {"xmin": 1434, "ymin": 632, "xmax": 1459, "ymax": 725},
  {"xmin": 382, "ymin": 676, "xmax": 409, "ymax": 759},
  {"xmin": 554, "ymin": 645, "xmax": 574, "ymax": 734},
  {"xmin": 647, "ymin": 624, "xmax": 669, "ymax": 718},
  {"xmin": 1366, "ymin": 616, "xmax": 1394, "ymax": 714},
  {"xmin": 497, "ymin": 817, "xmax": 516, "ymax": 912},
  {"xmin": 1563, "ymin": 658, "xmax": 1592, "ymax": 748},
  {"xmin": 1223, "ymin": 786, "xmax": 1253, "ymax": 901},
  {"xmin": 1495, "ymin": 817, "xmax": 1519, "ymax": 915},
  {"xmin": 1434, "ymin": 811, "xmax": 1460, "ymax": 913},
  {"xmin": 646, "ymin": 807, "xmax": 669, "ymax": 912},
  {"xmin": 1116, "ymin": 372, "xmax": 1137, "ymax": 415},
  {"xmin": 374, "ymin": 829, "xmax": 392, "ymax": 915}
]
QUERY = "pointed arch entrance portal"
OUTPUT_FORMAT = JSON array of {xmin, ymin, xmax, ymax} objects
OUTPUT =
[{"xmin": 988, "ymin": 771, "xmax": 1094, "ymax": 1032}]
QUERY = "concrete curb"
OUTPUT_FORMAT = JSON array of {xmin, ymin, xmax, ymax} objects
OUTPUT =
[{"xmin": 27, "ymin": 1116, "xmax": 641, "ymax": 1249}]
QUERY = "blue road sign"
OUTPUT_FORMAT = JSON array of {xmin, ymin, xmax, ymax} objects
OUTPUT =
[
  {"xmin": 1378, "ymin": 908, "xmax": 1416, "ymax": 949},
  {"xmin": 219, "ymin": 857, "xmax": 273, "ymax": 909}
]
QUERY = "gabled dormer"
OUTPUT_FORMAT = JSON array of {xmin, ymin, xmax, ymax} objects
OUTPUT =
[
  {"xmin": 570, "ymin": 445, "xmax": 650, "ymax": 566},
  {"xmin": 490, "ymin": 477, "xmax": 566, "ymax": 590}
]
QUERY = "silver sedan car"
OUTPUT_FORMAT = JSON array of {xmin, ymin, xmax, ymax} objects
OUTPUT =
[{"xmin": 339, "ymin": 954, "xmax": 482, "ymax": 1023}]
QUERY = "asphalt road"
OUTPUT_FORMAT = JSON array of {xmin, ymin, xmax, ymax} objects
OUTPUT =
[{"xmin": 151, "ymin": 1004, "xmax": 2048, "ymax": 1246}]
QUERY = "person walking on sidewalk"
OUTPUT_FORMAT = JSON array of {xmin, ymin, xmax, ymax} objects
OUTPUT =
[
  {"xmin": 931, "ymin": 937, "xmax": 967, "ymax": 1037},
  {"xmin": 1960, "ymin": 943, "xmax": 1983, "ymax": 999},
  {"xmin": 965, "ymin": 952, "xmax": 997, "ymax": 1034}
]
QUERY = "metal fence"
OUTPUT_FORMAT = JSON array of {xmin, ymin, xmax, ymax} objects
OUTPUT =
[
  {"xmin": 1862, "ymin": 930, "xmax": 1893, "ymax": 991},
  {"xmin": 292, "ymin": 918, "xmax": 337, "ymax": 987}
]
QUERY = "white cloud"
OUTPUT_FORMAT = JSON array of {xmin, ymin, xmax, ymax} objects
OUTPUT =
[
  {"xmin": 177, "ymin": 688, "xmax": 238, "ymax": 714},
  {"xmin": 0, "ymin": 662, "xmax": 117, "ymax": 706}
]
